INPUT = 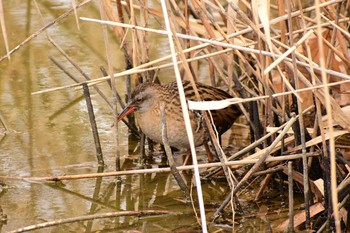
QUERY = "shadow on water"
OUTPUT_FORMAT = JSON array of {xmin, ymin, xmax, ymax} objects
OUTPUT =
[{"xmin": 0, "ymin": 1, "xmax": 307, "ymax": 232}]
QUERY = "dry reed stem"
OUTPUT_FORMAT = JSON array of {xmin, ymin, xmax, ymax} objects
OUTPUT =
[
  {"xmin": 71, "ymin": 0, "xmax": 80, "ymax": 30},
  {"xmin": 99, "ymin": 1, "xmax": 121, "ymax": 171},
  {"xmin": 192, "ymin": 0, "xmax": 229, "ymax": 66},
  {"xmin": 160, "ymin": 0, "xmax": 207, "ymax": 231},
  {"xmin": 0, "ymin": 0, "xmax": 9, "ymax": 60},
  {"xmin": 7, "ymin": 210, "xmax": 171, "ymax": 233},
  {"xmin": 0, "ymin": 153, "xmax": 319, "ymax": 182},
  {"xmin": 316, "ymin": 193, "xmax": 350, "ymax": 232},
  {"xmin": 287, "ymin": 0, "xmax": 311, "ymax": 225},
  {"xmin": 315, "ymin": 1, "xmax": 340, "ymax": 231}
]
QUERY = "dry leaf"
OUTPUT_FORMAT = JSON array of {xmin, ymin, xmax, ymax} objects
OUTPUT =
[
  {"xmin": 275, "ymin": 202, "xmax": 325, "ymax": 232},
  {"xmin": 298, "ymin": 28, "xmax": 350, "ymax": 106}
]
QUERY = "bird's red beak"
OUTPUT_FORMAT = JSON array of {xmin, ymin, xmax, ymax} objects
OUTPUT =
[{"xmin": 117, "ymin": 105, "xmax": 135, "ymax": 122}]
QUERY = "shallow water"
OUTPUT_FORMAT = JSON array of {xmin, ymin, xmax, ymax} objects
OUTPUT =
[{"xmin": 0, "ymin": 1, "xmax": 294, "ymax": 232}]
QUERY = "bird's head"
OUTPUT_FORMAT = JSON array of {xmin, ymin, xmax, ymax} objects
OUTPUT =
[{"xmin": 117, "ymin": 83, "xmax": 159, "ymax": 122}]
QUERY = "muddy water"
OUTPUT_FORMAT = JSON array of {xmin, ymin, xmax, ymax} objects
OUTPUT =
[{"xmin": 0, "ymin": 1, "xmax": 292, "ymax": 232}]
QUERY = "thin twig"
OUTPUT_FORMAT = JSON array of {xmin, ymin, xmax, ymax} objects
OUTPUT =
[{"xmin": 288, "ymin": 161, "xmax": 294, "ymax": 232}]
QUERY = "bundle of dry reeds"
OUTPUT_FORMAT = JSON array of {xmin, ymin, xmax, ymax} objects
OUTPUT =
[{"xmin": 2, "ymin": 0, "xmax": 350, "ymax": 232}]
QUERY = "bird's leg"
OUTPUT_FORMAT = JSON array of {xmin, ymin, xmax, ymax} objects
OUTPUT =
[
  {"xmin": 183, "ymin": 143, "xmax": 215, "ymax": 166},
  {"xmin": 183, "ymin": 149, "xmax": 192, "ymax": 166},
  {"xmin": 204, "ymin": 143, "xmax": 215, "ymax": 162}
]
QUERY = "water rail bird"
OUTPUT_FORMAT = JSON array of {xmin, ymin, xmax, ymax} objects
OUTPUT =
[{"xmin": 117, "ymin": 81, "xmax": 242, "ymax": 162}]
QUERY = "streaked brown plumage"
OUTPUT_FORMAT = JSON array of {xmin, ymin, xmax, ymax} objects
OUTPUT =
[{"xmin": 117, "ymin": 81, "xmax": 241, "ymax": 152}]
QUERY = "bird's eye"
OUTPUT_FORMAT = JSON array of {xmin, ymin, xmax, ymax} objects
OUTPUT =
[{"xmin": 135, "ymin": 96, "xmax": 142, "ymax": 103}]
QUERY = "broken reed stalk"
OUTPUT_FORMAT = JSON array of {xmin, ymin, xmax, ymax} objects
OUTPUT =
[
  {"xmin": 160, "ymin": 102, "xmax": 191, "ymax": 199},
  {"xmin": 71, "ymin": 0, "xmax": 80, "ymax": 30},
  {"xmin": 82, "ymin": 83, "xmax": 104, "ymax": 165},
  {"xmin": 7, "ymin": 210, "xmax": 171, "ymax": 233},
  {"xmin": 313, "ymin": 69, "xmax": 332, "ymax": 232},
  {"xmin": 168, "ymin": 0, "xmax": 228, "ymax": 84},
  {"xmin": 229, "ymin": 2, "xmax": 301, "ymax": 103},
  {"xmin": 160, "ymin": 0, "xmax": 207, "ymax": 231},
  {"xmin": 48, "ymin": 41, "xmax": 111, "ymax": 165}
]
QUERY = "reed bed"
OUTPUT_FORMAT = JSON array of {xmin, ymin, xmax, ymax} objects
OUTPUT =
[{"xmin": 1, "ymin": 0, "xmax": 350, "ymax": 232}]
